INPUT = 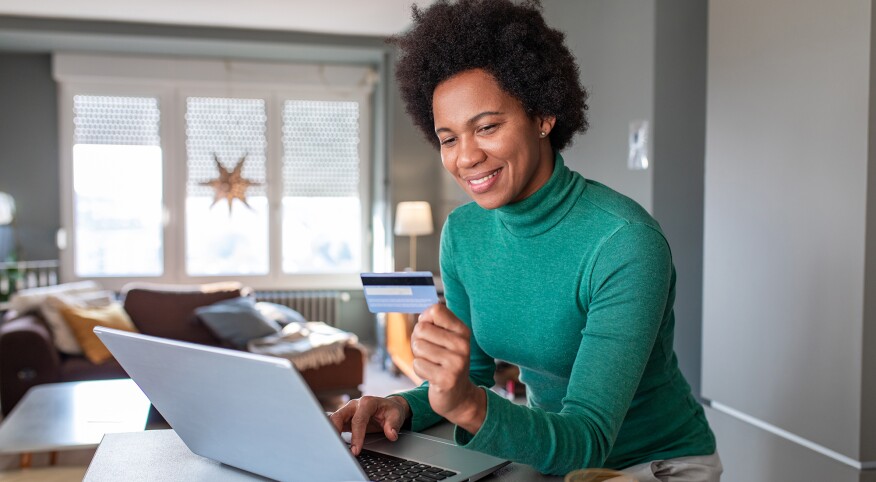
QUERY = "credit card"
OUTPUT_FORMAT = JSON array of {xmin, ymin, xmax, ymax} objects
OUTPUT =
[{"xmin": 360, "ymin": 272, "xmax": 439, "ymax": 313}]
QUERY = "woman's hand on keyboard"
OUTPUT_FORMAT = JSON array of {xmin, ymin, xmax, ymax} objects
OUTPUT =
[{"xmin": 329, "ymin": 395, "xmax": 410, "ymax": 456}]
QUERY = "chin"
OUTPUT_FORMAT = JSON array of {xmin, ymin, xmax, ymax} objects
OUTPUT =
[{"xmin": 470, "ymin": 193, "xmax": 508, "ymax": 210}]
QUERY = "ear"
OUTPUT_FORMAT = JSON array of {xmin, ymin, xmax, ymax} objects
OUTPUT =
[{"xmin": 537, "ymin": 115, "xmax": 557, "ymax": 137}]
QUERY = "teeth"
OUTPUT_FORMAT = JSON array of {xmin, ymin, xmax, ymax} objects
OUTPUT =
[{"xmin": 470, "ymin": 170, "xmax": 499, "ymax": 185}]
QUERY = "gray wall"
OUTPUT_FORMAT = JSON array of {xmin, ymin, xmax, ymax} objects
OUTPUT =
[
  {"xmin": 862, "ymin": 0, "xmax": 876, "ymax": 457},
  {"xmin": 0, "ymin": 53, "xmax": 58, "ymax": 261},
  {"xmin": 543, "ymin": 0, "xmax": 655, "ymax": 212},
  {"xmin": 703, "ymin": 0, "xmax": 875, "ymax": 478},
  {"xmin": 651, "ymin": 0, "xmax": 708, "ymax": 400}
]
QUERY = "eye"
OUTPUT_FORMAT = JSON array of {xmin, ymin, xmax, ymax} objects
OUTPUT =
[
  {"xmin": 477, "ymin": 124, "xmax": 498, "ymax": 134},
  {"xmin": 439, "ymin": 136, "xmax": 457, "ymax": 147}
]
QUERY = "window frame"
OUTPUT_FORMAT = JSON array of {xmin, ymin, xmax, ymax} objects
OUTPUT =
[{"xmin": 56, "ymin": 53, "xmax": 376, "ymax": 291}]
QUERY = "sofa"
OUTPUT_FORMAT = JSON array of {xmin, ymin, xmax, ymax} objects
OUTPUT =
[{"xmin": 0, "ymin": 282, "xmax": 365, "ymax": 416}]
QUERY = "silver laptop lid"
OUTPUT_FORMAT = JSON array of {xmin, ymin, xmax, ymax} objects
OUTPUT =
[{"xmin": 94, "ymin": 327, "xmax": 367, "ymax": 482}]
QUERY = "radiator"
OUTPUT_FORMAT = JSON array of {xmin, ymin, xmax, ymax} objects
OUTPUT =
[
  {"xmin": 0, "ymin": 260, "xmax": 60, "ymax": 306},
  {"xmin": 255, "ymin": 290, "xmax": 343, "ymax": 326}
]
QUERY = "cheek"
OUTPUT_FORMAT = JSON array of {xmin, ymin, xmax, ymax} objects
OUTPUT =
[{"xmin": 441, "ymin": 153, "xmax": 456, "ymax": 174}]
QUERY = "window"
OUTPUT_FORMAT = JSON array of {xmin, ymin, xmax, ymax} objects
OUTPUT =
[
  {"xmin": 281, "ymin": 100, "xmax": 362, "ymax": 273},
  {"xmin": 184, "ymin": 96, "xmax": 269, "ymax": 276},
  {"xmin": 71, "ymin": 95, "xmax": 164, "ymax": 277},
  {"xmin": 56, "ymin": 54, "xmax": 376, "ymax": 289}
]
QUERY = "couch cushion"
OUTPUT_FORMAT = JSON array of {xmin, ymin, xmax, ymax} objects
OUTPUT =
[
  {"xmin": 195, "ymin": 297, "xmax": 281, "ymax": 349},
  {"xmin": 122, "ymin": 284, "xmax": 242, "ymax": 346},
  {"xmin": 9, "ymin": 281, "xmax": 102, "ymax": 314},
  {"xmin": 42, "ymin": 291, "xmax": 115, "ymax": 355},
  {"xmin": 254, "ymin": 302, "xmax": 308, "ymax": 326},
  {"xmin": 60, "ymin": 302, "xmax": 139, "ymax": 364}
]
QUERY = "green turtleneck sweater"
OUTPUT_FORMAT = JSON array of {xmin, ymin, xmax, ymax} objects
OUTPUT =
[{"xmin": 395, "ymin": 154, "xmax": 715, "ymax": 475}]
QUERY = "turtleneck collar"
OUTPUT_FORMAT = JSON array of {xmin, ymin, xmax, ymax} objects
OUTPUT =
[{"xmin": 495, "ymin": 152, "xmax": 584, "ymax": 237}]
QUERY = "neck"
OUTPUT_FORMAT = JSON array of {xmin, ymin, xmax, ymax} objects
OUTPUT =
[
  {"xmin": 513, "ymin": 143, "xmax": 556, "ymax": 204},
  {"xmin": 496, "ymin": 152, "xmax": 585, "ymax": 237}
]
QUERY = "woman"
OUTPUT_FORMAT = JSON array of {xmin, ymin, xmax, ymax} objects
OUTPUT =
[{"xmin": 330, "ymin": 0, "xmax": 721, "ymax": 479}]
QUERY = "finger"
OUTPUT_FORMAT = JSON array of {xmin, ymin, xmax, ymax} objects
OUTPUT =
[
  {"xmin": 328, "ymin": 410, "xmax": 344, "ymax": 434},
  {"xmin": 413, "ymin": 348, "xmax": 467, "ymax": 387},
  {"xmin": 381, "ymin": 406, "xmax": 405, "ymax": 441},
  {"xmin": 411, "ymin": 336, "xmax": 456, "ymax": 367},
  {"xmin": 329, "ymin": 402, "xmax": 355, "ymax": 433},
  {"xmin": 383, "ymin": 421, "xmax": 399, "ymax": 441},
  {"xmin": 412, "ymin": 356, "xmax": 444, "ymax": 385},
  {"xmin": 349, "ymin": 398, "xmax": 377, "ymax": 456},
  {"xmin": 413, "ymin": 321, "xmax": 469, "ymax": 355},
  {"xmin": 420, "ymin": 304, "xmax": 469, "ymax": 336}
]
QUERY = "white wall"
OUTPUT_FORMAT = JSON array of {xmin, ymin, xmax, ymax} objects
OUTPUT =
[{"xmin": 703, "ymin": 0, "xmax": 875, "ymax": 478}]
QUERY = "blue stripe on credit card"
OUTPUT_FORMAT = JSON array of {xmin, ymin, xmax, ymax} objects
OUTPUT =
[{"xmin": 360, "ymin": 272, "xmax": 439, "ymax": 313}]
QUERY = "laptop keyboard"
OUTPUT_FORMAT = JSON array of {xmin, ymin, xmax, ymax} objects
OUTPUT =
[{"xmin": 357, "ymin": 449, "xmax": 458, "ymax": 481}]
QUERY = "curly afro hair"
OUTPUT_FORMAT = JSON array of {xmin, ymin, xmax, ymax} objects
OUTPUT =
[{"xmin": 389, "ymin": 0, "xmax": 588, "ymax": 151}]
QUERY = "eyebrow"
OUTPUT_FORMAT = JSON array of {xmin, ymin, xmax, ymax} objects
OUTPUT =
[{"xmin": 435, "ymin": 111, "xmax": 503, "ymax": 135}]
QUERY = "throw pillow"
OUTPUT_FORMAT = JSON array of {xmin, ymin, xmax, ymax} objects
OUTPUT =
[
  {"xmin": 195, "ymin": 297, "xmax": 281, "ymax": 349},
  {"xmin": 254, "ymin": 302, "xmax": 307, "ymax": 327},
  {"xmin": 59, "ymin": 302, "xmax": 139, "ymax": 364},
  {"xmin": 42, "ymin": 291, "xmax": 115, "ymax": 355}
]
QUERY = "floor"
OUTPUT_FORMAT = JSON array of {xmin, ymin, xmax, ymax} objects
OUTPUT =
[{"xmin": 0, "ymin": 354, "xmax": 417, "ymax": 481}]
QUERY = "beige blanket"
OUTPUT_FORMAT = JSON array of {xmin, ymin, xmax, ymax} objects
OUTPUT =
[{"xmin": 247, "ymin": 322, "xmax": 358, "ymax": 371}]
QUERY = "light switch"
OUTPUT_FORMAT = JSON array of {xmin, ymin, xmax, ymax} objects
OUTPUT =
[{"xmin": 628, "ymin": 120, "xmax": 649, "ymax": 170}]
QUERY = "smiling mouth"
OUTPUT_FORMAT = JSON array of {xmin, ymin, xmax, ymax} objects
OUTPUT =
[{"xmin": 469, "ymin": 169, "xmax": 501, "ymax": 186}]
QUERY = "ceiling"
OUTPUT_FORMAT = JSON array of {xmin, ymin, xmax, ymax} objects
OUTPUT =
[{"xmin": 0, "ymin": 0, "xmax": 436, "ymax": 37}]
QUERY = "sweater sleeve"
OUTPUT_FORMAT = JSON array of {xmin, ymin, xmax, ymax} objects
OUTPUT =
[
  {"xmin": 395, "ymin": 216, "xmax": 497, "ymax": 431},
  {"xmin": 452, "ymin": 223, "xmax": 672, "ymax": 474}
]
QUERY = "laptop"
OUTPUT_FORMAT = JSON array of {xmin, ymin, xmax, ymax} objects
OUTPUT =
[{"xmin": 94, "ymin": 327, "xmax": 509, "ymax": 482}]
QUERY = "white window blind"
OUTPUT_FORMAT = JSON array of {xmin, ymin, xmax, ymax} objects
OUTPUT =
[{"xmin": 282, "ymin": 100, "xmax": 360, "ymax": 197}]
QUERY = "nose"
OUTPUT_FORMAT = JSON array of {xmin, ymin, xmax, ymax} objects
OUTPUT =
[{"xmin": 456, "ymin": 136, "xmax": 486, "ymax": 169}]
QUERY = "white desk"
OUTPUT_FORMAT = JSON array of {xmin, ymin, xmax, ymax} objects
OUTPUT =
[
  {"xmin": 0, "ymin": 379, "xmax": 150, "ymax": 467},
  {"xmin": 85, "ymin": 427, "xmax": 564, "ymax": 481}
]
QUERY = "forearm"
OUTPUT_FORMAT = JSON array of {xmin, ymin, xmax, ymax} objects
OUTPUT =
[
  {"xmin": 454, "ymin": 390, "xmax": 612, "ymax": 475},
  {"xmin": 392, "ymin": 370, "xmax": 493, "ymax": 432}
]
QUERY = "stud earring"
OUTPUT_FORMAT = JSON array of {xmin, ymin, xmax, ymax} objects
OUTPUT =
[{"xmin": 539, "ymin": 132, "xmax": 547, "ymax": 138}]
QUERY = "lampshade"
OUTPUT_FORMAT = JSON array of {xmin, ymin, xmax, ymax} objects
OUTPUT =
[
  {"xmin": 0, "ymin": 192, "xmax": 14, "ymax": 226},
  {"xmin": 394, "ymin": 201, "xmax": 433, "ymax": 236}
]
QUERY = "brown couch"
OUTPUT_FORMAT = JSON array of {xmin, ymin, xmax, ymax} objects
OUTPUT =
[{"xmin": 0, "ymin": 283, "xmax": 365, "ymax": 416}]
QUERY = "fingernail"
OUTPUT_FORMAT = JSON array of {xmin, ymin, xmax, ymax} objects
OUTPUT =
[{"xmin": 352, "ymin": 445, "xmax": 359, "ymax": 456}]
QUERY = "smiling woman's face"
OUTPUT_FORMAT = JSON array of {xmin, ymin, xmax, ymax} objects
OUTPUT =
[{"xmin": 432, "ymin": 68, "xmax": 556, "ymax": 210}]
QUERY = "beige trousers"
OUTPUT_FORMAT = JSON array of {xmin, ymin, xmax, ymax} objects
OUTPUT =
[{"xmin": 620, "ymin": 452, "xmax": 723, "ymax": 482}]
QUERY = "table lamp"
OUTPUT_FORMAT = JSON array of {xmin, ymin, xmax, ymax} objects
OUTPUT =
[{"xmin": 394, "ymin": 201, "xmax": 433, "ymax": 271}]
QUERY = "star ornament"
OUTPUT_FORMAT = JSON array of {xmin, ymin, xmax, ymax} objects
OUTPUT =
[{"xmin": 200, "ymin": 153, "xmax": 263, "ymax": 213}]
